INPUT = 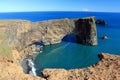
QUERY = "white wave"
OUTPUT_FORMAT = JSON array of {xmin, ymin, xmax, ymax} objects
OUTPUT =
[{"xmin": 26, "ymin": 58, "xmax": 37, "ymax": 76}]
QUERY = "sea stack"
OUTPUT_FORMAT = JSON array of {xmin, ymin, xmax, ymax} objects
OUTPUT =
[
  {"xmin": 95, "ymin": 19, "xmax": 106, "ymax": 25},
  {"xmin": 73, "ymin": 16, "xmax": 98, "ymax": 46}
]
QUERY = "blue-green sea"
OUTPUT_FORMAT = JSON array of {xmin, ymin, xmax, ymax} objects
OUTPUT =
[
  {"xmin": 34, "ymin": 26, "xmax": 120, "ymax": 75},
  {"xmin": 1, "ymin": 11, "xmax": 120, "ymax": 76},
  {"xmin": 33, "ymin": 12, "xmax": 120, "ymax": 75}
]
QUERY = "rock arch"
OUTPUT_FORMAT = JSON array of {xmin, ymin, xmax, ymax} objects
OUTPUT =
[{"xmin": 5, "ymin": 16, "xmax": 97, "ymax": 51}]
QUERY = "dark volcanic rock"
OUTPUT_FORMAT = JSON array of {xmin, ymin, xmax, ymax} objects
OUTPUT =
[
  {"xmin": 73, "ymin": 17, "xmax": 97, "ymax": 46},
  {"xmin": 95, "ymin": 19, "xmax": 106, "ymax": 25}
]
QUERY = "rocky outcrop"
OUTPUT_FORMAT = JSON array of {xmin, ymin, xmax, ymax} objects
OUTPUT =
[
  {"xmin": 73, "ymin": 17, "xmax": 97, "ymax": 45},
  {"xmin": 0, "ymin": 55, "xmax": 45, "ymax": 80},
  {"xmin": 96, "ymin": 19, "xmax": 106, "ymax": 25},
  {"xmin": 1, "ymin": 52, "xmax": 120, "ymax": 80},
  {"xmin": 5, "ymin": 16, "xmax": 97, "ymax": 52},
  {"xmin": 103, "ymin": 34, "xmax": 108, "ymax": 40},
  {"xmin": 42, "ymin": 53, "xmax": 120, "ymax": 80},
  {"xmin": 5, "ymin": 51, "xmax": 120, "ymax": 80},
  {"xmin": 20, "ymin": 44, "xmax": 43, "ymax": 60},
  {"xmin": 0, "ymin": 18, "xmax": 119, "ymax": 80},
  {"xmin": 0, "ymin": 17, "xmax": 98, "ymax": 80}
]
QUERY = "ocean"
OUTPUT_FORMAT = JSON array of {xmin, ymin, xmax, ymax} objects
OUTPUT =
[{"xmin": 1, "ymin": 11, "xmax": 120, "ymax": 75}]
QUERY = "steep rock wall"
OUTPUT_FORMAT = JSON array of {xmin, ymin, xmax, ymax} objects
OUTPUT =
[
  {"xmin": 73, "ymin": 17, "xmax": 97, "ymax": 45},
  {"xmin": 5, "ymin": 16, "xmax": 97, "ymax": 51}
]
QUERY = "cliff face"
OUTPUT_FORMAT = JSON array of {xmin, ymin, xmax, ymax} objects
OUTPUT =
[
  {"xmin": 1, "ymin": 51, "xmax": 120, "ymax": 80},
  {"xmin": 5, "ymin": 16, "xmax": 97, "ymax": 51},
  {"xmin": 0, "ymin": 19, "xmax": 120, "ymax": 80},
  {"xmin": 0, "ymin": 55, "xmax": 45, "ymax": 80},
  {"xmin": 73, "ymin": 17, "xmax": 97, "ymax": 45}
]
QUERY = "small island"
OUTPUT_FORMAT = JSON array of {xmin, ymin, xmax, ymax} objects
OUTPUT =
[{"xmin": 95, "ymin": 19, "xmax": 106, "ymax": 25}]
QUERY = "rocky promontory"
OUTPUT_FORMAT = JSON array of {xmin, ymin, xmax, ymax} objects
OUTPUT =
[
  {"xmin": 0, "ymin": 17, "xmax": 120, "ymax": 80},
  {"xmin": 5, "ymin": 16, "xmax": 97, "ymax": 52}
]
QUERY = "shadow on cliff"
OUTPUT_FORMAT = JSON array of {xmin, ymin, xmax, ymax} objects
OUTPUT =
[
  {"xmin": 62, "ymin": 18, "xmax": 90, "ymax": 44},
  {"xmin": 71, "ymin": 18, "xmax": 97, "ymax": 46},
  {"xmin": 62, "ymin": 18, "xmax": 96, "ymax": 45},
  {"xmin": 62, "ymin": 34, "xmax": 77, "ymax": 43},
  {"xmin": 28, "ymin": 42, "xmax": 44, "ymax": 46}
]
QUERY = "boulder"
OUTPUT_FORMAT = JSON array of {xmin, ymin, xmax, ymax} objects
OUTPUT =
[{"xmin": 103, "ymin": 34, "xmax": 108, "ymax": 40}]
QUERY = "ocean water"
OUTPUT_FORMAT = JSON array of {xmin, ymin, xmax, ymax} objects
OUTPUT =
[{"xmin": 1, "ymin": 11, "xmax": 120, "ymax": 75}]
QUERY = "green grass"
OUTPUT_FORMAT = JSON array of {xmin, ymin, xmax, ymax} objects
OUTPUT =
[
  {"xmin": 0, "ymin": 43, "xmax": 13, "ymax": 58},
  {"xmin": 0, "ymin": 29, "xmax": 13, "ymax": 58}
]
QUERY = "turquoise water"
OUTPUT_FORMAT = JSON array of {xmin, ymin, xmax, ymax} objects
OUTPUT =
[
  {"xmin": 97, "ymin": 27, "xmax": 120, "ymax": 55},
  {"xmin": 34, "ymin": 41, "xmax": 99, "ymax": 74},
  {"xmin": 1, "ymin": 11, "xmax": 120, "ymax": 76},
  {"xmin": 32, "ymin": 12, "xmax": 120, "ymax": 76},
  {"xmin": 34, "ymin": 25, "xmax": 120, "ymax": 75}
]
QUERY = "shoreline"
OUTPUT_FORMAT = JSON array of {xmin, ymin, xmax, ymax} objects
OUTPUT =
[
  {"xmin": 19, "ymin": 51, "xmax": 120, "ymax": 80},
  {"xmin": 41, "ymin": 53, "xmax": 120, "ymax": 80},
  {"xmin": 19, "ymin": 44, "xmax": 43, "ymax": 76},
  {"xmin": 1, "ymin": 50, "xmax": 120, "ymax": 80},
  {"xmin": 0, "ymin": 17, "xmax": 120, "ymax": 79},
  {"xmin": 19, "ymin": 41, "xmax": 120, "ymax": 79}
]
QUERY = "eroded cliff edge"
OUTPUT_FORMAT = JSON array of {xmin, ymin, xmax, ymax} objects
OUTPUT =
[
  {"xmin": 0, "ymin": 17, "xmax": 119, "ymax": 80},
  {"xmin": 42, "ymin": 53, "xmax": 120, "ymax": 80},
  {"xmin": 0, "ymin": 53, "xmax": 120, "ymax": 80},
  {"xmin": 5, "ymin": 16, "xmax": 97, "ymax": 52}
]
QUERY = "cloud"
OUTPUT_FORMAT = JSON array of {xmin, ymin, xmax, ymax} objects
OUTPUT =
[{"xmin": 82, "ymin": 8, "xmax": 89, "ymax": 11}]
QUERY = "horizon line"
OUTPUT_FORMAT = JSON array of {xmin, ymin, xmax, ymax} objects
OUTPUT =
[{"xmin": 0, "ymin": 11, "xmax": 120, "ymax": 13}]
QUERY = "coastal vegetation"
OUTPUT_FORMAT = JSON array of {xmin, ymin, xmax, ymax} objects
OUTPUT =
[{"xmin": 0, "ymin": 42, "xmax": 12, "ymax": 58}]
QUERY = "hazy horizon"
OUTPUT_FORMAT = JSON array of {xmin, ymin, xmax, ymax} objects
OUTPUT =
[
  {"xmin": 0, "ymin": 0, "xmax": 120, "ymax": 13},
  {"xmin": 0, "ymin": 11, "xmax": 120, "ymax": 13}
]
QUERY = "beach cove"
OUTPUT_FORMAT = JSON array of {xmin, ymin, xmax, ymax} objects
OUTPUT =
[{"xmin": 0, "ymin": 12, "xmax": 120, "ymax": 80}]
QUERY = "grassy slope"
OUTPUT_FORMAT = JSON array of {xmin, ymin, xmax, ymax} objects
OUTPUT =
[
  {"xmin": 0, "ymin": 20, "xmax": 30, "ymax": 58},
  {"xmin": 0, "ymin": 20, "xmax": 19, "ymax": 58},
  {"xmin": 0, "ymin": 29, "xmax": 12, "ymax": 58}
]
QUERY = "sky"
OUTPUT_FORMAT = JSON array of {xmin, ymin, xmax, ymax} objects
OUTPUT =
[{"xmin": 0, "ymin": 0, "xmax": 120, "ymax": 12}]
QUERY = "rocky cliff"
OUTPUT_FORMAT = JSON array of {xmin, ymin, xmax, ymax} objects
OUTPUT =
[
  {"xmin": 42, "ymin": 53, "xmax": 120, "ymax": 80},
  {"xmin": 5, "ymin": 16, "xmax": 97, "ymax": 51},
  {"xmin": 73, "ymin": 17, "xmax": 97, "ymax": 45},
  {"xmin": 0, "ymin": 18, "xmax": 120, "ymax": 80},
  {"xmin": 0, "ymin": 54, "xmax": 45, "ymax": 80},
  {"xmin": 0, "ymin": 52, "xmax": 120, "ymax": 80}
]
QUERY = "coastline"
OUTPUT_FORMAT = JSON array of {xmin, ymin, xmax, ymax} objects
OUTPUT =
[
  {"xmin": 0, "ymin": 18, "xmax": 120, "ymax": 80},
  {"xmin": 19, "ymin": 44, "xmax": 43, "ymax": 75},
  {"xmin": 1, "ymin": 50, "xmax": 120, "ymax": 80}
]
